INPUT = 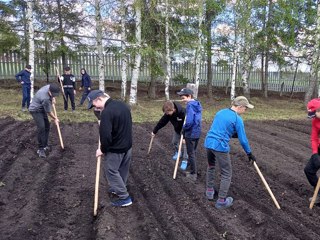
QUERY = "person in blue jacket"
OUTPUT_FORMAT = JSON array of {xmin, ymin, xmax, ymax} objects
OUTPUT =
[
  {"xmin": 79, "ymin": 68, "xmax": 92, "ymax": 106},
  {"xmin": 204, "ymin": 96, "xmax": 256, "ymax": 209},
  {"xmin": 15, "ymin": 65, "xmax": 32, "ymax": 111},
  {"xmin": 177, "ymin": 88, "xmax": 202, "ymax": 181}
]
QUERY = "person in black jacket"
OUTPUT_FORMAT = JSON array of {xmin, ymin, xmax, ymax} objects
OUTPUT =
[
  {"xmin": 87, "ymin": 90, "xmax": 133, "ymax": 207},
  {"xmin": 15, "ymin": 64, "xmax": 32, "ymax": 111},
  {"xmin": 152, "ymin": 101, "xmax": 188, "ymax": 166},
  {"xmin": 79, "ymin": 68, "xmax": 92, "ymax": 106},
  {"xmin": 59, "ymin": 66, "xmax": 76, "ymax": 111}
]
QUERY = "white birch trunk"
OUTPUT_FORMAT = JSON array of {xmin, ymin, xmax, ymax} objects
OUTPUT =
[
  {"xmin": 164, "ymin": 0, "xmax": 170, "ymax": 100},
  {"xmin": 120, "ymin": 0, "xmax": 128, "ymax": 101},
  {"xmin": 129, "ymin": 1, "xmax": 142, "ymax": 106},
  {"xmin": 95, "ymin": 0, "xmax": 104, "ymax": 91},
  {"xmin": 230, "ymin": 46, "xmax": 239, "ymax": 100},
  {"xmin": 241, "ymin": 46, "xmax": 251, "ymax": 96},
  {"xmin": 194, "ymin": 0, "xmax": 205, "ymax": 99},
  {"xmin": 27, "ymin": 0, "xmax": 34, "ymax": 98}
]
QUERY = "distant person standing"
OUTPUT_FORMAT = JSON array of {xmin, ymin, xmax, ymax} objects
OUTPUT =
[
  {"xmin": 204, "ymin": 96, "xmax": 256, "ymax": 209},
  {"xmin": 87, "ymin": 90, "xmax": 133, "ymax": 207},
  {"xmin": 79, "ymin": 68, "xmax": 92, "ymax": 106},
  {"xmin": 177, "ymin": 88, "xmax": 202, "ymax": 181},
  {"xmin": 59, "ymin": 66, "xmax": 76, "ymax": 111},
  {"xmin": 29, "ymin": 84, "xmax": 60, "ymax": 158},
  {"xmin": 15, "ymin": 65, "xmax": 32, "ymax": 111}
]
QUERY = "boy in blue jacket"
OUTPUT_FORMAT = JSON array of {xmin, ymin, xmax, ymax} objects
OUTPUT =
[
  {"xmin": 204, "ymin": 96, "xmax": 256, "ymax": 209},
  {"xmin": 15, "ymin": 65, "xmax": 32, "ymax": 111},
  {"xmin": 177, "ymin": 88, "xmax": 202, "ymax": 181}
]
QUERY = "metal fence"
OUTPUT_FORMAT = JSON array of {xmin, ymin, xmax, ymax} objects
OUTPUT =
[{"xmin": 0, "ymin": 51, "xmax": 310, "ymax": 92}]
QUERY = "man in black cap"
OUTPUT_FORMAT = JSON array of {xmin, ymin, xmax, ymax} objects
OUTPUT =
[
  {"xmin": 59, "ymin": 66, "xmax": 76, "ymax": 111},
  {"xmin": 15, "ymin": 64, "xmax": 32, "ymax": 111},
  {"xmin": 87, "ymin": 90, "xmax": 133, "ymax": 207},
  {"xmin": 29, "ymin": 84, "xmax": 60, "ymax": 158}
]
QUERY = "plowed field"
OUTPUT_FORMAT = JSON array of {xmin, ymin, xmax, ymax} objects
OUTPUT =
[{"xmin": 1, "ymin": 116, "xmax": 320, "ymax": 240}]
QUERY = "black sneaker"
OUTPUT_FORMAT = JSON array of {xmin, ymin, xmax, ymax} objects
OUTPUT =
[{"xmin": 37, "ymin": 149, "xmax": 46, "ymax": 158}]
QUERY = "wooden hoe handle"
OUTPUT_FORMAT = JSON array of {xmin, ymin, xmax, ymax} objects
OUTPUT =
[
  {"xmin": 173, "ymin": 118, "xmax": 186, "ymax": 179},
  {"xmin": 94, "ymin": 121, "xmax": 101, "ymax": 216},
  {"xmin": 309, "ymin": 178, "xmax": 320, "ymax": 209},
  {"xmin": 253, "ymin": 162, "xmax": 281, "ymax": 209},
  {"xmin": 52, "ymin": 104, "xmax": 64, "ymax": 149},
  {"xmin": 147, "ymin": 135, "xmax": 155, "ymax": 154}
]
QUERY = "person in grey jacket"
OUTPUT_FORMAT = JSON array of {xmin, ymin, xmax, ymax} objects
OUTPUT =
[{"xmin": 29, "ymin": 84, "xmax": 60, "ymax": 158}]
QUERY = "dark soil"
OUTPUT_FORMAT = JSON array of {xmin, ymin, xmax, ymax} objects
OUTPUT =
[{"xmin": 1, "ymin": 116, "xmax": 320, "ymax": 240}]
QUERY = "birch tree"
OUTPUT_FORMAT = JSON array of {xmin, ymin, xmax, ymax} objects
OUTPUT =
[
  {"xmin": 120, "ymin": 0, "xmax": 128, "ymax": 101},
  {"xmin": 27, "ymin": 0, "xmax": 34, "ymax": 98},
  {"xmin": 129, "ymin": 0, "xmax": 142, "ymax": 105},
  {"xmin": 95, "ymin": 0, "xmax": 104, "ymax": 91},
  {"xmin": 164, "ymin": 0, "xmax": 170, "ymax": 100},
  {"xmin": 194, "ymin": 0, "xmax": 205, "ymax": 99}
]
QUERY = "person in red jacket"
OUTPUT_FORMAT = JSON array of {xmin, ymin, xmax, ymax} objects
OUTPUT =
[{"xmin": 305, "ymin": 98, "xmax": 320, "ymax": 204}]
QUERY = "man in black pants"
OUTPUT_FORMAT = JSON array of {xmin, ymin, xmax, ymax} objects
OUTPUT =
[
  {"xmin": 29, "ymin": 84, "xmax": 60, "ymax": 158},
  {"xmin": 87, "ymin": 90, "xmax": 133, "ymax": 207},
  {"xmin": 59, "ymin": 66, "xmax": 76, "ymax": 111}
]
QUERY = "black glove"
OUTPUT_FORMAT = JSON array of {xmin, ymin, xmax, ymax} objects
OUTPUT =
[
  {"xmin": 232, "ymin": 132, "xmax": 238, "ymax": 138},
  {"xmin": 247, "ymin": 152, "xmax": 256, "ymax": 163}
]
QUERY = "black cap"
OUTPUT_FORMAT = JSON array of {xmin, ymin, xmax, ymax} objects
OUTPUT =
[
  {"xmin": 64, "ymin": 66, "xmax": 71, "ymax": 71},
  {"xmin": 49, "ymin": 83, "xmax": 60, "ymax": 97},
  {"xmin": 177, "ymin": 88, "xmax": 193, "ymax": 96},
  {"xmin": 87, "ymin": 90, "xmax": 105, "ymax": 109},
  {"xmin": 26, "ymin": 65, "xmax": 32, "ymax": 70}
]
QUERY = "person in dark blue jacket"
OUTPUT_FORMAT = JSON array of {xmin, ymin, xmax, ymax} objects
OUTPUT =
[
  {"xmin": 177, "ymin": 88, "xmax": 202, "ymax": 181},
  {"xmin": 79, "ymin": 68, "xmax": 92, "ymax": 106},
  {"xmin": 15, "ymin": 65, "xmax": 32, "ymax": 111},
  {"xmin": 204, "ymin": 96, "xmax": 256, "ymax": 209}
]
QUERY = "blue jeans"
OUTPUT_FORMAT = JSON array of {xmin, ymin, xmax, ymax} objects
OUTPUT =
[
  {"xmin": 22, "ymin": 84, "xmax": 31, "ymax": 108},
  {"xmin": 80, "ymin": 87, "xmax": 91, "ymax": 105}
]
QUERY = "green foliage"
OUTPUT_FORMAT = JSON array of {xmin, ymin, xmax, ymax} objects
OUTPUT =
[
  {"xmin": 0, "ymin": 2, "xmax": 19, "ymax": 53},
  {"xmin": 172, "ymin": 74, "xmax": 189, "ymax": 84}
]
